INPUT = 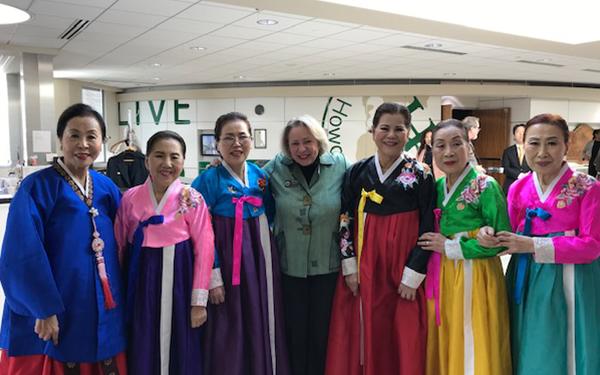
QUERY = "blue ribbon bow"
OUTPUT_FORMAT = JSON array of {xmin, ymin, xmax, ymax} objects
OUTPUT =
[
  {"xmin": 514, "ymin": 207, "xmax": 551, "ymax": 305},
  {"xmin": 126, "ymin": 215, "xmax": 164, "ymax": 327}
]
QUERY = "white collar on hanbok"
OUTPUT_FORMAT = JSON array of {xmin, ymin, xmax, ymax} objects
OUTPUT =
[
  {"xmin": 147, "ymin": 177, "xmax": 179, "ymax": 215},
  {"xmin": 58, "ymin": 158, "xmax": 89, "ymax": 197},
  {"xmin": 533, "ymin": 162, "xmax": 569, "ymax": 203},
  {"xmin": 442, "ymin": 164, "xmax": 472, "ymax": 207},
  {"xmin": 374, "ymin": 151, "xmax": 404, "ymax": 184},
  {"xmin": 221, "ymin": 158, "xmax": 249, "ymax": 188}
]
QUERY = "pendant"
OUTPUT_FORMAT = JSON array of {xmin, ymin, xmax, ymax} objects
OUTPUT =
[{"xmin": 92, "ymin": 231, "xmax": 105, "ymax": 253}]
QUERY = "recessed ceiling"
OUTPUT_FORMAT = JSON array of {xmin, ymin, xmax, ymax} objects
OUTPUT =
[{"xmin": 2, "ymin": 0, "xmax": 600, "ymax": 89}]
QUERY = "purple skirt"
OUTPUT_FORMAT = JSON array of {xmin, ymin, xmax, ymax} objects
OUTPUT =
[
  {"xmin": 128, "ymin": 239, "xmax": 203, "ymax": 375},
  {"xmin": 203, "ymin": 214, "xmax": 290, "ymax": 375}
]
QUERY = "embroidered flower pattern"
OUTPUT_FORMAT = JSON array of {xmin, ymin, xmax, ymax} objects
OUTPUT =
[
  {"xmin": 395, "ymin": 162, "xmax": 418, "ymax": 189},
  {"xmin": 175, "ymin": 187, "xmax": 203, "ymax": 218},
  {"xmin": 456, "ymin": 175, "xmax": 490, "ymax": 205},
  {"xmin": 555, "ymin": 172, "xmax": 593, "ymax": 208},
  {"xmin": 395, "ymin": 159, "xmax": 432, "ymax": 189},
  {"xmin": 258, "ymin": 177, "xmax": 267, "ymax": 193},
  {"xmin": 339, "ymin": 212, "xmax": 354, "ymax": 258}
]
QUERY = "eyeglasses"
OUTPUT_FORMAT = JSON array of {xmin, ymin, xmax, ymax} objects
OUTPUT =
[{"xmin": 220, "ymin": 134, "xmax": 252, "ymax": 146}]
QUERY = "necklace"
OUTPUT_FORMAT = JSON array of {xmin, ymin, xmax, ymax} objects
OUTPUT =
[{"xmin": 54, "ymin": 161, "xmax": 116, "ymax": 309}]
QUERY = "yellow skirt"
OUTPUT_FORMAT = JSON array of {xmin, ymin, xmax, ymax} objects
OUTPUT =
[{"xmin": 426, "ymin": 255, "xmax": 512, "ymax": 375}]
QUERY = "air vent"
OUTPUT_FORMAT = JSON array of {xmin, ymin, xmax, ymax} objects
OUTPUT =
[
  {"xmin": 517, "ymin": 60, "xmax": 564, "ymax": 68},
  {"xmin": 401, "ymin": 45, "xmax": 466, "ymax": 55},
  {"xmin": 59, "ymin": 20, "xmax": 90, "ymax": 40},
  {"xmin": 583, "ymin": 68, "xmax": 600, "ymax": 73}
]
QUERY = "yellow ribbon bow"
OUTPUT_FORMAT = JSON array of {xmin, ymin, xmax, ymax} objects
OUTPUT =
[{"xmin": 357, "ymin": 188, "xmax": 384, "ymax": 282}]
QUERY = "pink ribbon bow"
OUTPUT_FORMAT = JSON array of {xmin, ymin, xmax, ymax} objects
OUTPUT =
[
  {"xmin": 426, "ymin": 208, "xmax": 442, "ymax": 326},
  {"xmin": 231, "ymin": 195, "xmax": 263, "ymax": 285}
]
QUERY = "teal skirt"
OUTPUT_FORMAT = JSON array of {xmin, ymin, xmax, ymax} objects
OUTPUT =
[{"xmin": 506, "ymin": 234, "xmax": 600, "ymax": 375}]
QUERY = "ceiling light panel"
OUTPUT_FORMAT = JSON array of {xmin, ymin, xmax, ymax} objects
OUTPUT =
[{"xmin": 0, "ymin": 4, "xmax": 31, "ymax": 25}]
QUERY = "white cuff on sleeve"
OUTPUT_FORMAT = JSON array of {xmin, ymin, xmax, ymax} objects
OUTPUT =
[
  {"xmin": 209, "ymin": 268, "xmax": 224, "ymax": 289},
  {"xmin": 191, "ymin": 289, "xmax": 209, "ymax": 306},
  {"xmin": 445, "ymin": 238, "xmax": 465, "ymax": 260},
  {"xmin": 533, "ymin": 237, "xmax": 555, "ymax": 263},
  {"xmin": 341, "ymin": 257, "xmax": 358, "ymax": 276},
  {"xmin": 401, "ymin": 267, "xmax": 426, "ymax": 289}
]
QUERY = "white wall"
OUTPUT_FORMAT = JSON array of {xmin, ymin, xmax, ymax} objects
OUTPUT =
[
  {"xmin": 530, "ymin": 98, "xmax": 600, "ymax": 128},
  {"xmin": 117, "ymin": 95, "xmax": 442, "ymax": 179}
]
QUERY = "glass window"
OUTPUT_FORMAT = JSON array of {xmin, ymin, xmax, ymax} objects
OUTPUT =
[
  {"xmin": 81, "ymin": 87, "xmax": 106, "ymax": 162},
  {"xmin": 0, "ymin": 74, "xmax": 10, "ymax": 166}
]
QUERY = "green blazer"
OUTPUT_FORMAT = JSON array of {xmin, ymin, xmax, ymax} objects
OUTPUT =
[{"xmin": 263, "ymin": 152, "xmax": 351, "ymax": 278}]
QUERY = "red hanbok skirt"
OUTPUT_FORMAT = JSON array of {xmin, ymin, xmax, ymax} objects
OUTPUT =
[
  {"xmin": 0, "ymin": 350, "xmax": 127, "ymax": 375},
  {"xmin": 325, "ymin": 210, "xmax": 427, "ymax": 375}
]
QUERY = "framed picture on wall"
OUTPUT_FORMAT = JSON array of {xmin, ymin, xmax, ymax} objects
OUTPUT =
[
  {"xmin": 254, "ymin": 129, "xmax": 267, "ymax": 149},
  {"xmin": 200, "ymin": 134, "xmax": 219, "ymax": 156}
]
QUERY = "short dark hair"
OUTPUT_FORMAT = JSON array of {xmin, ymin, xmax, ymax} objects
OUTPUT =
[
  {"xmin": 146, "ymin": 130, "xmax": 186, "ymax": 158},
  {"xmin": 432, "ymin": 119, "xmax": 469, "ymax": 142},
  {"xmin": 57, "ymin": 103, "xmax": 106, "ymax": 141},
  {"xmin": 593, "ymin": 129, "xmax": 600, "ymax": 137},
  {"xmin": 214, "ymin": 112, "xmax": 251, "ymax": 139},
  {"xmin": 371, "ymin": 102, "xmax": 411, "ymax": 130},
  {"xmin": 512, "ymin": 123, "xmax": 525, "ymax": 135},
  {"xmin": 525, "ymin": 114, "xmax": 569, "ymax": 144}
]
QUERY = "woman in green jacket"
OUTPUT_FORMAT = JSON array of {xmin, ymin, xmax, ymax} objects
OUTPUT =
[{"xmin": 263, "ymin": 114, "xmax": 351, "ymax": 375}]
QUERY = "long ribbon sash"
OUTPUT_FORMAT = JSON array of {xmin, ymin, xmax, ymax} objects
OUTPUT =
[
  {"xmin": 231, "ymin": 195, "xmax": 262, "ymax": 286},
  {"xmin": 426, "ymin": 209, "xmax": 442, "ymax": 326},
  {"xmin": 514, "ymin": 207, "xmax": 552, "ymax": 304},
  {"xmin": 357, "ymin": 189, "xmax": 383, "ymax": 283}
]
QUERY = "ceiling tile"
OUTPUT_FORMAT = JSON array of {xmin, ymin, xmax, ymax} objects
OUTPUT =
[
  {"xmin": 230, "ymin": 13, "xmax": 307, "ymax": 31},
  {"xmin": 284, "ymin": 20, "xmax": 353, "ymax": 37},
  {"xmin": 37, "ymin": 0, "xmax": 115, "ymax": 7},
  {"xmin": 256, "ymin": 32, "xmax": 317, "ymax": 45},
  {"xmin": 110, "ymin": 0, "xmax": 192, "ymax": 16},
  {"xmin": 176, "ymin": 3, "xmax": 254, "ymax": 24},
  {"xmin": 329, "ymin": 28, "xmax": 392, "ymax": 43},
  {"xmin": 257, "ymin": 10, "xmax": 312, "ymax": 21},
  {"xmin": 155, "ymin": 18, "xmax": 222, "ymax": 34},
  {"xmin": 0, "ymin": 25, "xmax": 17, "ymax": 34},
  {"xmin": 22, "ymin": 14, "xmax": 74, "ymax": 30},
  {"xmin": 28, "ymin": 1, "xmax": 105, "ymax": 20},
  {"xmin": 13, "ymin": 24, "xmax": 63, "ymax": 38},
  {"xmin": 95, "ymin": 10, "xmax": 168, "ymax": 28},
  {"xmin": 274, "ymin": 45, "xmax": 328, "ymax": 56},
  {"xmin": 370, "ymin": 34, "xmax": 431, "ymax": 47},
  {"xmin": 1, "ymin": 0, "xmax": 30, "ymax": 10},
  {"xmin": 338, "ymin": 43, "xmax": 392, "ymax": 53},
  {"xmin": 299, "ymin": 38, "xmax": 354, "ymax": 49},
  {"xmin": 209, "ymin": 25, "xmax": 275, "ymax": 40},
  {"xmin": 84, "ymin": 22, "xmax": 148, "ymax": 37},
  {"xmin": 61, "ymin": 40, "xmax": 122, "ymax": 56},
  {"xmin": 186, "ymin": 35, "xmax": 247, "ymax": 48},
  {"xmin": 9, "ymin": 35, "xmax": 68, "ymax": 48}
]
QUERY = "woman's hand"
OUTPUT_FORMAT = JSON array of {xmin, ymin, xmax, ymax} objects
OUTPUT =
[
  {"xmin": 477, "ymin": 226, "xmax": 500, "ymax": 248},
  {"xmin": 496, "ymin": 231, "xmax": 534, "ymax": 256},
  {"xmin": 34, "ymin": 315, "xmax": 59, "ymax": 346},
  {"xmin": 345, "ymin": 274, "xmax": 359, "ymax": 297},
  {"xmin": 209, "ymin": 286, "xmax": 226, "ymax": 305},
  {"xmin": 397, "ymin": 283, "xmax": 416, "ymax": 301},
  {"xmin": 191, "ymin": 306, "xmax": 207, "ymax": 328},
  {"xmin": 207, "ymin": 158, "xmax": 222, "ymax": 169},
  {"xmin": 418, "ymin": 232, "xmax": 447, "ymax": 254}
]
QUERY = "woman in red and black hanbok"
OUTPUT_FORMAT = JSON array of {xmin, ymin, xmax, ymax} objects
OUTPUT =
[{"xmin": 325, "ymin": 102, "xmax": 436, "ymax": 375}]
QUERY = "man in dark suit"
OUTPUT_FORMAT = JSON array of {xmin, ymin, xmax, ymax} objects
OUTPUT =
[{"xmin": 502, "ymin": 124, "xmax": 531, "ymax": 195}]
